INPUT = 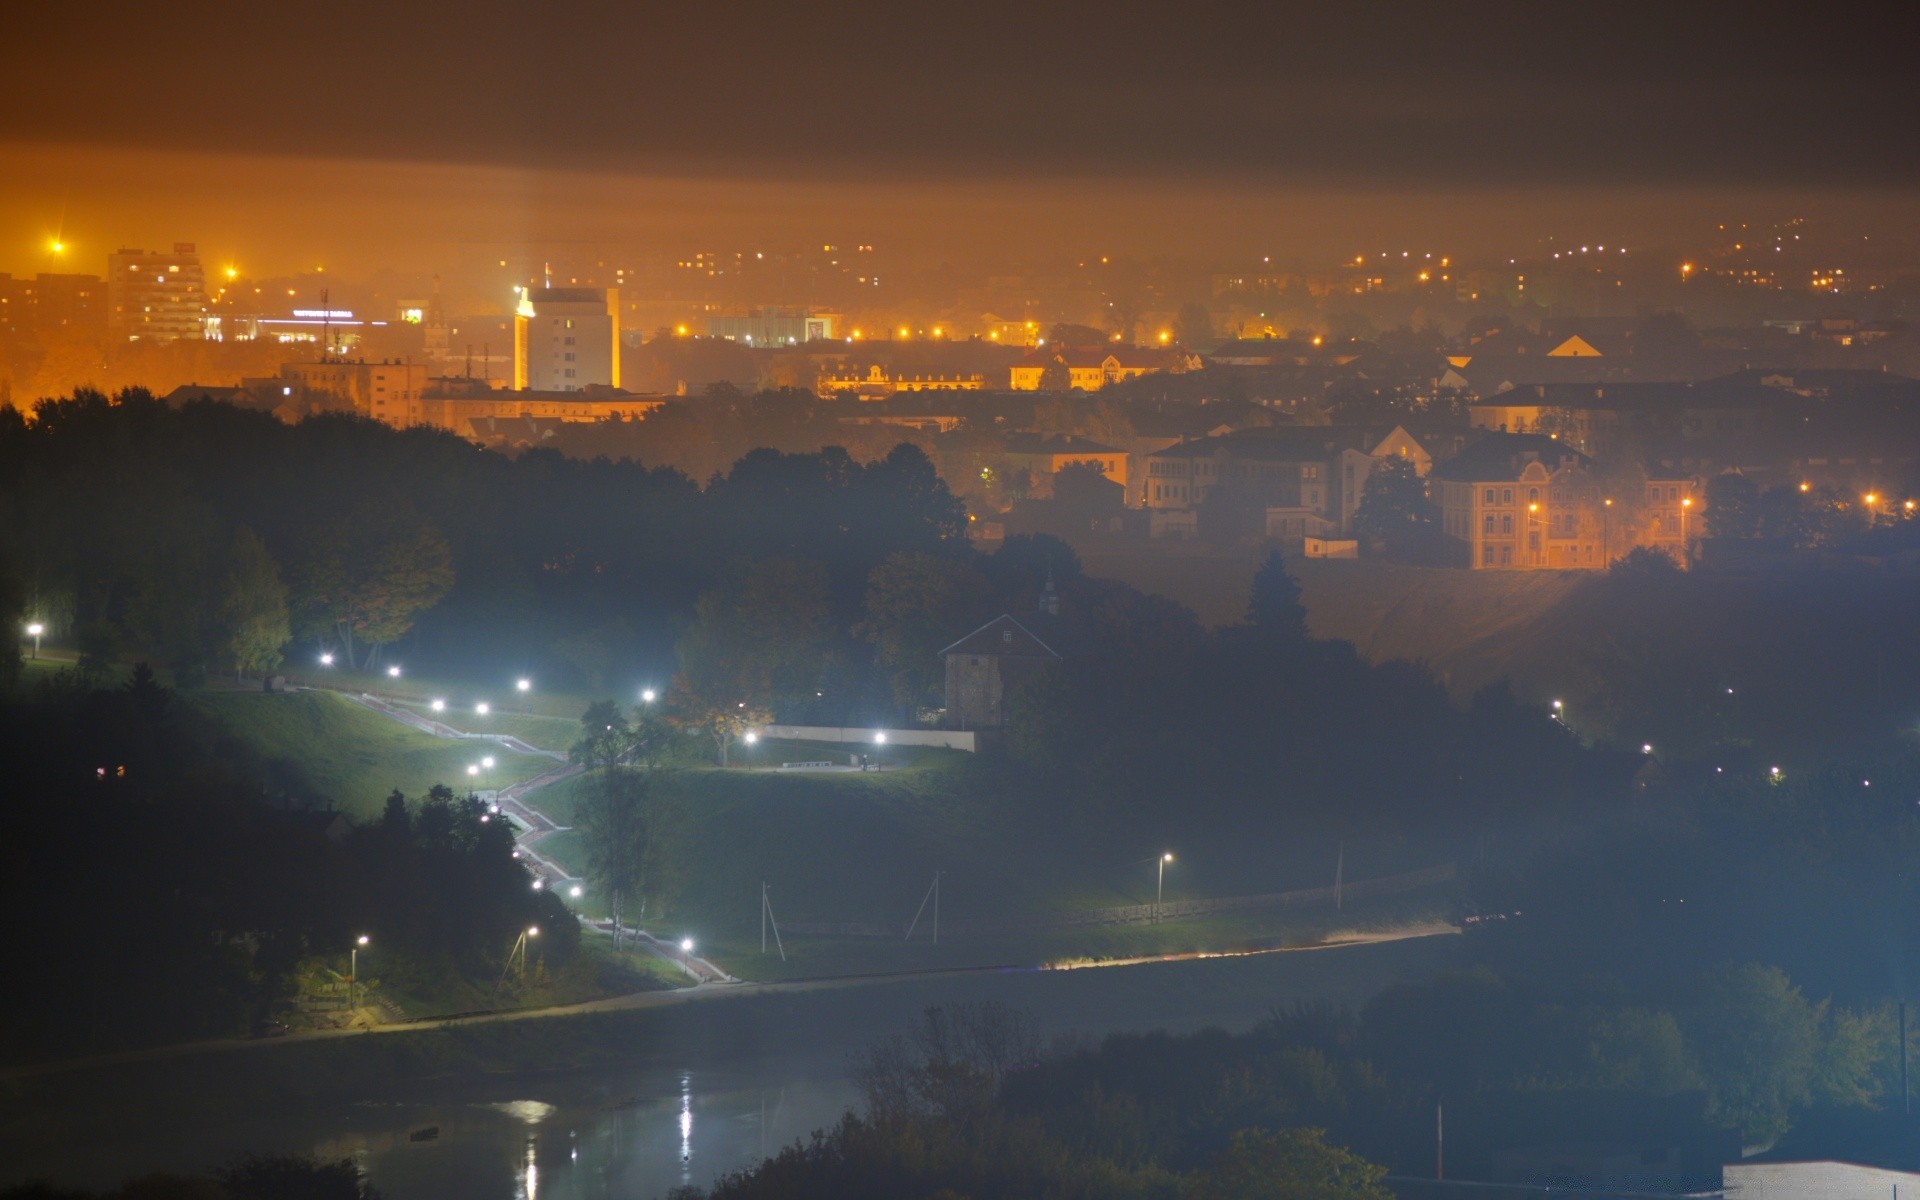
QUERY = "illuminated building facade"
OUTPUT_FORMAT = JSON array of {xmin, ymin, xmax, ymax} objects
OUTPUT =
[
  {"xmin": 106, "ymin": 243, "xmax": 208, "ymax": 342},
  {"xmin": 514, "ymin": 287, "xmax": 619, "ymax": 392},
  {"xmin": 1433, "ymin": 431, "xmax": 1696, "ymax": 569}
]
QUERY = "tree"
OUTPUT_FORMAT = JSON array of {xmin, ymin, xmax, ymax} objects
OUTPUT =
[
  {"xmin": 573, "ymin": 699, "xmax": 633, "ymax": 768},
  {"xmin": 1045, "ymin": 323, "xmax": 1107, "ymax": 349},
  {"xmin": 1351, "ymin": 458, "xmax": 1439, "ymax": 559},
  {"xmin": 675, "ymin": 556, "xmax": 835, "ymax": 719},
  {"xmin": 1186, "ymin": 1128, "xmax": 1391, "ymax": 1200},
  {"xmin": 857, "ymin": 551, "xmax": 992, "ymax": 716},
  {"xmin": 1039, "ymin": 356, "xmax": 1073, "ymax": 393},
  {"xmin": 217, "ymin": 527, "xmax": 290, "ymax": 679},
  {"xmin": 1247, "ymin": 549, "xmax": 1307, "ymax": 639},
  {"xmin": 575, "ymin": 767, "xmax": 687, "ymax": 932},
  {"xmin": 291, "ymin": 498, "xmax": 453, "ymax": 669},
  {"xmin": 1681, "ymin": 963, "xmax": 1824, "ymax": 1142},
  {"xmin": 1705, "ymin": 473, "xmax": 1761, "ymax": 539},
  {"xmin": 1175, "ymin": 301, "xmax": 1214, "ymax": 347}
]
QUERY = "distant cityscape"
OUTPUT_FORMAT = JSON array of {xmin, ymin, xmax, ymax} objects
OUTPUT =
[{"xmin": 4, "ymin": 220, "xmax": 1918, "ymax": 575}]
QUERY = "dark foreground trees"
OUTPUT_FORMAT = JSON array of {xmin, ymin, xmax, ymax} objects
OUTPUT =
[{"xmin": 0, "ymin": 666, "xmax": 571, "ymax": 1060}]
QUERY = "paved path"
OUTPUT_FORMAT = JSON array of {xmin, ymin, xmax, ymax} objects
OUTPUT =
[{"xmin": 331, "ymin": 690, "xmax": 709, "ymax": 986}]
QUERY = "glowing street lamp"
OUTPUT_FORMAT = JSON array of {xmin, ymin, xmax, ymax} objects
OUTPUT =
[
  {"xmin": 680, "ymin": 937, "xmax": 695, "ymax": 953},
  {"xmin": 319, "ymin": 652, "xmax": 335, "ymax": 667},
  {"xmin": 641, "ymin": 688, "xmax": 658, "ymax": 704},
  {"xmin": 387, "ymin": 665, "xmax": 401, "ymax": 679},
  {"xmin": 873, "ymin": 732, "xmax": 888, "ymax": 745},
  {"xmin": 25, "ymin": 621, "xmax": 44, "ymax": 659},
  {"xmin": 349, "ymin": 934, "xmax": 370, "ymax": 1012},
  {"xmin": 431, "ymin": 698, "xmax": 446, "ymax": 712},
  {"xmin": 1157, "ymin": 852, "xmax": 1174, "ymax": 922},
  {"xmin": 475, "ymin": 701, "xmax": 491, "ymax": 715}
]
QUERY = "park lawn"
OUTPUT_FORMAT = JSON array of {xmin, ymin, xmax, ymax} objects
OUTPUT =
[
  {"xmin": 279, "ymin": 662, "xmax": 598, "ymax": 723},
  {"xmin": 187, "ymin": 689, "xmax": 552, "ymax": 818},
  {"xmin": 515, "ymin": 743, "xmax": 1461, "ymax": 983},
  {"xmin": 703, "ymin": 891, "xmax": 1457, "ymax": 983},
  {"xmin": 373, "ymin": 929, "xmax": 687, "ymax": 1020}
]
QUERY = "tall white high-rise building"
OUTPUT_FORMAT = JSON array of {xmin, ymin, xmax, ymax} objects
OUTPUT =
[
  {"xmin": 107, "ymin": 243, "xmax": 208, "ymax": 342},
  {"xmin": 513, "ymin": 287, "xmax": 619, "ymax": 391}
]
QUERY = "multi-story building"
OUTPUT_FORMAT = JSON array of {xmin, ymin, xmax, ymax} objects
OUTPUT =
[
  {"xmin": 280, "ymin": 360, "xmax": 430, "ymax": 428},
  {"xmin": 1002, "ymin": 433, "xmax": 1131, "ymax": 493},
  {"xmin": 706, "ymin": 308, "xmax": 837, "ymax": 345},
  {"xmin": 815, "ymin": 364, "xmax": 986, "ymax": 400},
  {"xmin": 106, "ymin": 244, "xmax": 208, "ymax": 342},
  {"xmin": 514, "ymin": 287, "xmax": 619, "ymax": 392},
  {"xmin": 0, "ymin": 273, "xmax": 107, "ymax": 341},
  {"xmin": 1143, "ymin": 426, "xmax": 1366, "ymax": 512},
  {"xmin": 1008, "ymin": 346, "xmax": 1196, "ymax": 391},
  {"xmin": 1432, "ymin": 431, "xmax": 1696, "ymax": 569}
]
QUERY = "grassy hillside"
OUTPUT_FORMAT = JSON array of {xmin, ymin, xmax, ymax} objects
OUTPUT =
[
  {"xmin": 187, "ymin": 689, "xmax": 552, "ymax": 818},
  {"xmin": 527, "ymin": 744, "xmax": 1457, "ymax": 982}
]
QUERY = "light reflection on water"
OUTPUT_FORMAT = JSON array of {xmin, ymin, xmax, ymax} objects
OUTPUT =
[
  {"xmin": 5, "ymin": 934, "xmax": 1458, "ymax": 1200},
  {"xmin": 334, "ymin": 1073, "xmax": 855, "ymax": 1200}
]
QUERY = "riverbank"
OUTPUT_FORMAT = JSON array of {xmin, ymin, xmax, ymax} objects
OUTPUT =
[{"xmin": 0, "ymin": 930, "xmax": 1462, "ymax": 1195}]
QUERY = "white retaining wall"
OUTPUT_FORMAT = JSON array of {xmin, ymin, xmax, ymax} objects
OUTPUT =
[{"xmin": 761, "ymin": 725, "xmax": 979, "ymax": 753}]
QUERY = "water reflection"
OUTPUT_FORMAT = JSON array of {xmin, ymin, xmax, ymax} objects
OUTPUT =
[
  {"xmin": 346, "ymin": 1072, "xmax": 855, "ymax": 1199},
  {"xmin": 679, "ymin": 1072, "xmax": 694, "ymax": 1181}
]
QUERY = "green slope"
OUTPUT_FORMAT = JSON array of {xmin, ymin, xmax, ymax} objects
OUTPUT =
[{"xmin": 188, "ymin": 689, "xmax": 552, "ymax": 818}]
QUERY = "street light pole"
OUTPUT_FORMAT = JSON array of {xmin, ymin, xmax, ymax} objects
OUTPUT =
[
  {"xmin": 349, "ymin": 934, "xmax": 369, "ymax": 1013},
  {"xmin": 1157, "ymin": 852, "xmax": 1173, "ymax": 923},
  {"xmin": 25, "ymin": 622, "xmax": 43, "ymax": 660}
]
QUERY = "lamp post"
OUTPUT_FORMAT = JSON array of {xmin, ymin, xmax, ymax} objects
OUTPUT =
[
  {"xmin": 1602, "ymin": 498, "xmax": 1613, "ymax": 566},
  {"xmin": 517, "ymin": 677, "xmax": 531, "ymax": 712},
  {"xmin": 743, "ymin": 729, "xmax": 758, "ymax": 769},
  {"xmin": 1680, "ymin": 495, "xmax": 1693, "ymax": 561},
  {"xmin": 1157, "ymin": 852, "xmax": 1173, "ymax": 923},
  {"xmin": 25, "ymin": 622, "xmax": 43, "ymax": 660},
  {"xmin": 349, "ymin": 934, "xmax": 369, "ymax": 1013}
]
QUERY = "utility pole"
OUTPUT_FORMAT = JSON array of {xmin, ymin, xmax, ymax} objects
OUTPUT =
[
  {"xmin": 906, "ymin": 871, "xmax": 942, "ymax": 944},
  {"xmin": 1436, "ymin": 1093, "xmax": 1445, "ymax": 1181},
  {"xmin": 1334, "ymin": 841, "xmax": 1345, "ymax": 912},
  {"xmin": 760, "ymin": 883, "xmax": 785, "ymax": 962},
  {"xmin": 1903, "ymin": 1001, "xmax": 1910, "ymax": 1117}
]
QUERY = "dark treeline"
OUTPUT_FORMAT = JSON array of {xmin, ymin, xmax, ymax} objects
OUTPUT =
[
  {"xmin": 0, "ymin": 389, "xmax": 966, "ymax": 692},
  {"xmin": 0, "ymin": 667, "xmax": 579, "ymax": 1060},
  {"xmin": 683, "ymin": 959, "xmax": 1904, "ymax": 1200}
]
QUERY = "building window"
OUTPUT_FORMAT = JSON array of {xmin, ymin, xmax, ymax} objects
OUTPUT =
[
  {"xmin": 1484, "ymin": 488, "xmax": 1496, "ymax": 504},
  {"xmin": 1502, "ymin": 488, "xmax": 1514, "ymax": 504},
  {"xmin": 1501, "ymin": 514, "xmax": 1513, "ymax": 534}
]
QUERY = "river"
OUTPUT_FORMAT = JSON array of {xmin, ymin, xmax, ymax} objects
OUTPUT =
[{"xmin": 2, "ymin": 936, "xmax": 1456, "ymax": 1199}]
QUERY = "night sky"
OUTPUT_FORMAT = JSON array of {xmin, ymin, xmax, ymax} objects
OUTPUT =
[{"xmin": 2, "ymin": 0, "xmax": 1914, "ymax": 273}]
